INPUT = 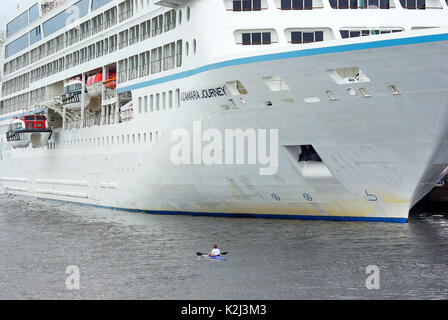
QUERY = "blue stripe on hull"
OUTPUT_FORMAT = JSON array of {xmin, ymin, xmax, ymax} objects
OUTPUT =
[
  {"xmin": 39, "ymin": 197, "xmax": 408, "ymax": 223},
  {"xmin": 117, "ymin": 32, "xmax": 448, "ymax": 93}
]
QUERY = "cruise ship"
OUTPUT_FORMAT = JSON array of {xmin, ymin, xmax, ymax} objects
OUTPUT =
[{"xmin": 1, "ymin": 0, "xmax": 448, "ymax": 223}]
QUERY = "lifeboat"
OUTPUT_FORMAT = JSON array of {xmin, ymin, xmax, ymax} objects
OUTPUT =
[
  {"xmin": 62, "ymin": 79, "xmax": 91, "ymax": 110},
  {"xmin": 86, "ymin": 73, "xmax": 103, "ymax": 98},
  {"xmin": 6, "ymin": 115, "xmax": 52, "ymax": 149},
  {"xmin": 102, "ymin": 73, "xmax": 117, "ymax": 90}
]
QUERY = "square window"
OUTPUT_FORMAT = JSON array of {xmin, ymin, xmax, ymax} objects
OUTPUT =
[
  {"xmin": 340, "ymin": 30, "xmax": 349, "ymax": 38},
  {"xmin": 291, "ymin": 31, "xmax": 302, "ymax": 43},
  {"xmin": 251, "ymin": 33, "xmax": 262, "ymax": 45},
  {"xmin": 281, "ymin": 0, "xmax": 292, "ymax": 9},
  {"xmin": 380, "ymin": 0, "xmax": 390, "ymax": 8},
  {"xmin": 253, "ymin": 0, "xmax": 262, "ymax": 10},
  {"xmin": 233, "ymin": 1, "xmax": 242, "ymax": 11},
  {"xmin": 242, "ymin": 33, "xmax": 251, "ymax": 45},
  {"xmin": 262, "ymin": 32, "xmax": 271, "ymax": 44},
  {"xmin": 242, "ymin": 0, "xmax": 252, "ymax": 10},
  {"xmin": 292, "ymin": 0, "xmax": 303, "ymax": 9},
  {"xmin": 302, "ymin": 32, "xmax": 314, "ymax": 43},
  {"xmin": 304, "ymin": 0, "xmax": 313, "ymax": 9},
  {"xmin": 339, "ymin": 0, "xmax": 349, "ymax": 8}
]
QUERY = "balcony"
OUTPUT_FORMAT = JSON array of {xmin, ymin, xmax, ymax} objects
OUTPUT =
[
  {"xmin": 151, "ymin": 60, "xmax": 162, "ymax": 74},
  {"xmin": 139, "ymin": 64, "xmax": 150, "ymax": 77},
  {"xmin": 119, "ymin": 10, "xmax": 133, "ymax": 23}
]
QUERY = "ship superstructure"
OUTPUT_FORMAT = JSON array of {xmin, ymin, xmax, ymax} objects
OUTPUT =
[{"xmin": 1, "ymin": 0, "xmax": 448, "ymax": 222}]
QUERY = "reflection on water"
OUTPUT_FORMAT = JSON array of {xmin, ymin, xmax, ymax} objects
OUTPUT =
[{"xmin": 0, "ymin": 194, "xmax": 447, "ymax": 299}]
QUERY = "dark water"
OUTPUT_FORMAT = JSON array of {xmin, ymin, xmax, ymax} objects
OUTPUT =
[{"xmin": 0, "ymin": 193, "xmax": 447, "ymax": 300}]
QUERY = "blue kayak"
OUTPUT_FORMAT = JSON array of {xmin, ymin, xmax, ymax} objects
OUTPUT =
[{"xmin": 201, "ymin": 254, "xmax": 226, "ymax": 261}]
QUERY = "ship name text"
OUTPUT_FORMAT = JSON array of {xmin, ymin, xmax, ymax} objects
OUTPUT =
[{"xmin": 181, "ymin": 86, "xmax": 227, "ymax": 101}]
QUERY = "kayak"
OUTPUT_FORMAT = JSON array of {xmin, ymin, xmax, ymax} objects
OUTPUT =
[{"xmin": 201, "ymin": 254, "xmax": 226, "ymax": 261}]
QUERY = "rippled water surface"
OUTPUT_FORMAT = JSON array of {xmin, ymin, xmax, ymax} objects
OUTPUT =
[{"xmin": 0, "ymin": 194, "xmax": 447, "ymax": 299}]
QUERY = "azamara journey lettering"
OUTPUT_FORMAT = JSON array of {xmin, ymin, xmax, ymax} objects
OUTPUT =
[{"xmin": 181, "ymin": 86, "xmax": 227, "ymax": 101}]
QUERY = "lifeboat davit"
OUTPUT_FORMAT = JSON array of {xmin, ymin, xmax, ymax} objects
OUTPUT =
[
  {"xmin": 62, "ymin": 79, "xmax": 91, "ymax": 111},
  {"xmin": 6, "ymin": 115, "xmax": 52, "ymax": 149},
  {"xmin": 86, "ymin": 73, "xmax": 103, "ymax": 98}
]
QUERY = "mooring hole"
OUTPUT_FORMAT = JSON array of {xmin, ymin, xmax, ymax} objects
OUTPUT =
[{"xmin": 284, "ymin": 145, "xmax": 333, "ymax": 179}]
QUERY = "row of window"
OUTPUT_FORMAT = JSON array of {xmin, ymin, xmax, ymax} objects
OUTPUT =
[
  {"xmin": 43, "ymin": 0, "xmax": 90, "ymax": 38},
  {"xmin": 229, "ymin": 0, "xmax": 446, "ymax": 9},
  {"xmin": 4, "ymin": 0, "xmax": 188, "ymax": 77},
  {"xmin": 137, "ymin": 89, "xmax": 181, "ymax": 114},
  {"xmin": 0, "ymin": 24, "xmax": 405, "ymax": 98},
  {"xmin": 3, "ymin": 1, "xmax": 158, "ymax": 76},
  {"xmin": 232, "ymin": 0, "xmax": 265, "ymax": 10},
  {"xmin": 241, "ymin": 32, "xmax": 273, "ymax": 45},
  {"xmin": 2, "ymin": 73, "xmax": 30, "ymax": 97},
  {"xmin": 118, "ymin": 40, "xmax": 183, "ymax": 83},
  {"xmin": 117, "ymin": 10, "xmax": 176, "ymax": 51},
  {"xmin": 329, "ymin": 0, "xmax": 392, "ymax": 8},
  {"xmin": 4, "ymin": 34, "xmax": 29, "ymax": 59},
  {"xmin": 280, "ymin": 0, "xmax": 315, "ymax": 9},
  {"xmin": 399, "ymin": 0, "xmax": 428, "ymax": 8},
  {"xmin": 6, "ymin": 4, "xmax": 39, "ymax": 38},
  {"xmin": 1, "ymin": 2, "xmax": 195, "ymax": 116},
  {"xmin": 3, "ymin": 4, "xmax": 118, "ymax": 75},
  {"xmin": 47, "ymin": 131, "xmax": 164, "ymax": 151},
  {"xmin": 340, "ymin": 28, "xmax": 403, "ymax": 38},
  {"xmin": 238, "ymin": 28, "xmax": 402, "ymax": 45},
  {"xmin": 3, "ymin": 20, "xmax": 182, "ymax": 97},
  {"xmin": 290, "ymin": 31, "xmax": 324, "ymax": 43},
  {"xmin": 0, "ymin": 87, "xmax": 46, "ymax": 116}
]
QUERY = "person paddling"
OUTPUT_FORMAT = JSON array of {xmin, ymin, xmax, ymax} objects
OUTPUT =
[{"xmin": 209, "ymin": 243, "xmax": 221, "ymax": 257}]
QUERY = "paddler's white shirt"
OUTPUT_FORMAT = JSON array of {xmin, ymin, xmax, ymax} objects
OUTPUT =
[{"xmin": 211, "ymin": 248, "xmax": 220, "ymax": 256}]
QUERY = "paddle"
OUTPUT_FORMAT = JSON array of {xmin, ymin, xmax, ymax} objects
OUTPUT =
[{"xmin": 196, "ymin": 252, "xmax": 228, "ymax": 256}]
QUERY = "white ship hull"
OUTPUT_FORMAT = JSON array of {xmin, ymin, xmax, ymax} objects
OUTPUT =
[{"xmin": 1, "ymin": 30, "xmax": 448, "ymax": 223}]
